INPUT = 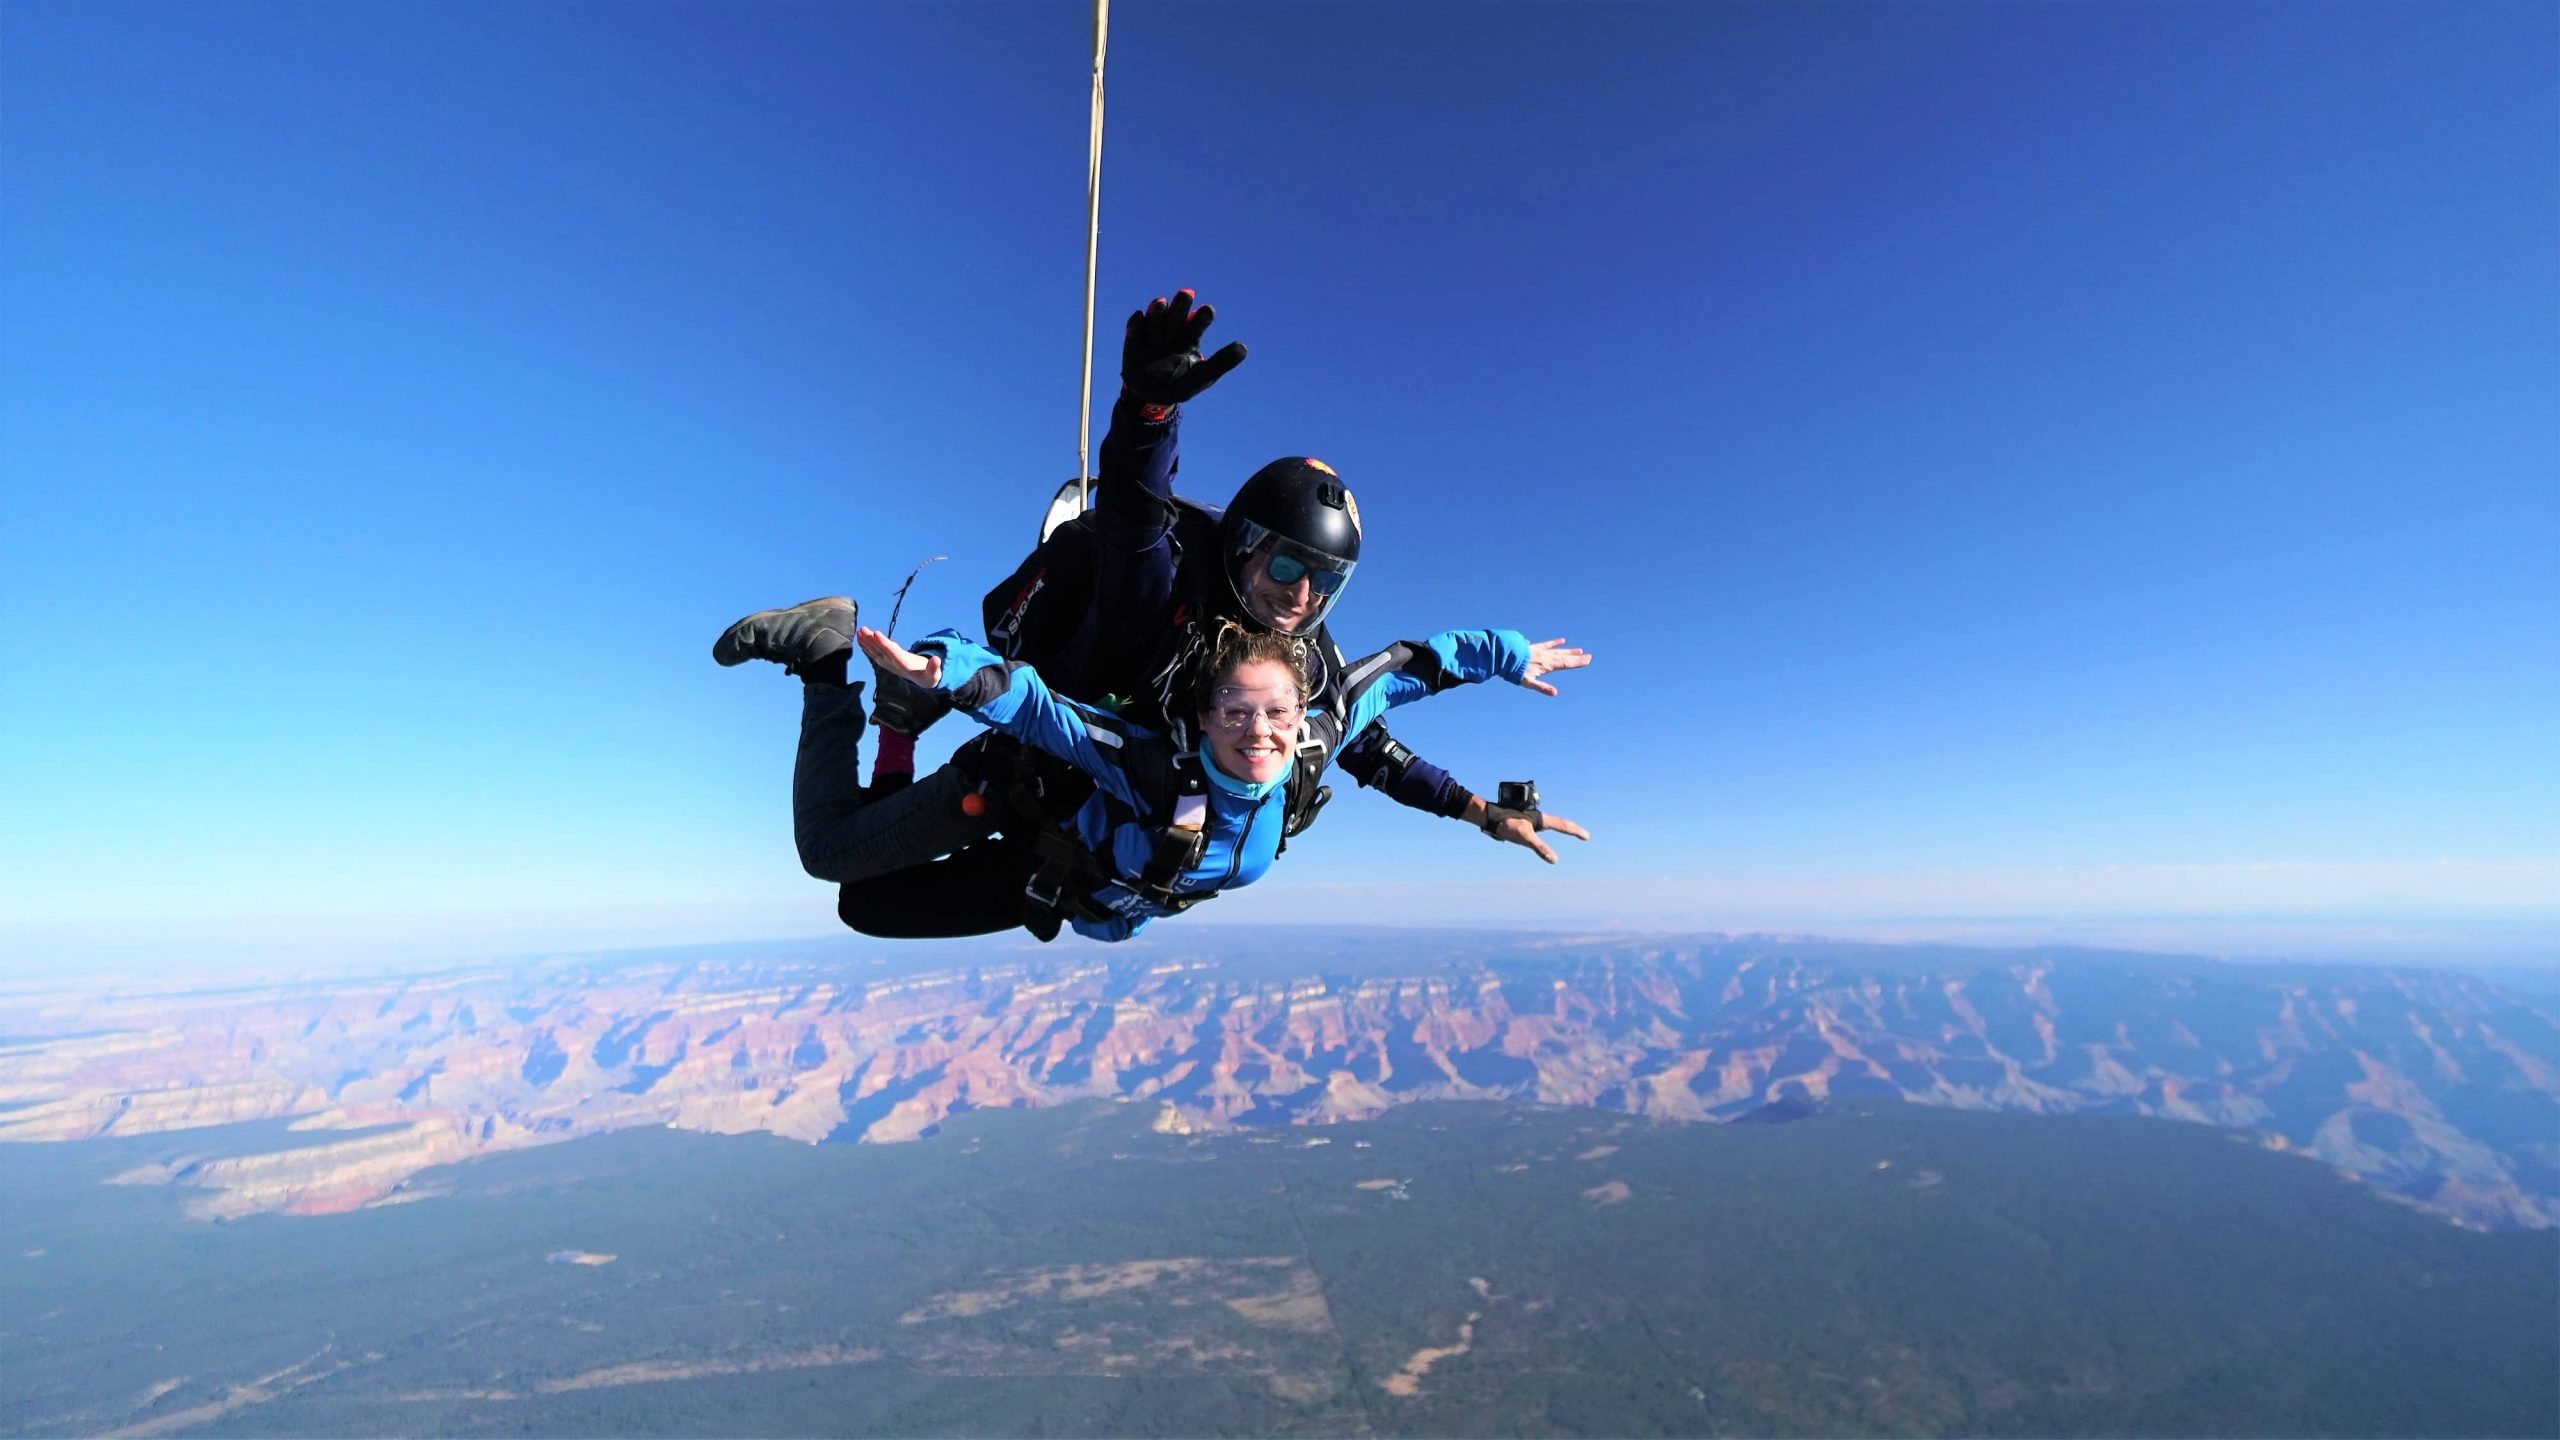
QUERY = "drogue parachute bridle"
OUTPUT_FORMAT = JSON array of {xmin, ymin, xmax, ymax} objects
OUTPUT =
[{"xmin": 1074, "ymin": 0, "xmax": 1109, "ymax": 515}]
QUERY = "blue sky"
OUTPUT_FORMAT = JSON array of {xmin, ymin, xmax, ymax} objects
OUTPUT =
[{"xmin": 3, "ymin": 0, "xmax": 2553, "ymax": 970}]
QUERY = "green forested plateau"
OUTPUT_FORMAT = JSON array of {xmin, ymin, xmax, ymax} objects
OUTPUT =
[{"xmin": 4, "ymin": 1098, "xmax": 2553, "ymax": 1437}]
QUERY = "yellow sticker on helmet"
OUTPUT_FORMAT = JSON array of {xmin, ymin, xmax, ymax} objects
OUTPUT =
[
  {"xmin": 1343, "ymin": 489, "xmax": 1361, "ymax": 536},
  {"xmin": 1305, "ymin": 458, "xmax": 1336, "ymax": 476}
]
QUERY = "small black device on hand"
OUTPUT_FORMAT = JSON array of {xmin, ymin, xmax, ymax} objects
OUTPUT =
[{"xmin": 1481, "ymin": 779, "xmax": 1542, "ymax": 838}]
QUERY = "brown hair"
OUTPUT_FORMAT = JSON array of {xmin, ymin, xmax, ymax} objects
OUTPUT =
[{"xmin": 1194, "ymin": 620, "xmax": 1312, "ymax": 711}]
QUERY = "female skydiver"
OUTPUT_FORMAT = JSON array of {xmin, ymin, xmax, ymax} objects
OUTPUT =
[
  {"xmin": 713, "ymin": 592, "xmax": 1590, "ymax": 940},
  {"xmin": 829, "ymin": 617, "xmax": 1562, "ymax": 942}
]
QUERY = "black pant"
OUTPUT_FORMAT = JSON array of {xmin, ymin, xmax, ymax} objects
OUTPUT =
[
  {"xmin": 791, "ymin": 681, "xmax": 1022, "ymax": 936},
  {"xmin": 788, "ymin": 671, "xmax": 998, "ymax": 860},
  {"xmin": 836, "ymin": 837, "xmax": 1033, "ymax": 939}
]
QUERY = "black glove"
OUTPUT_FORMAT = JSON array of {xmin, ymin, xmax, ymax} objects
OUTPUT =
[
  {"xmin": 1480, "ymin": 780, "xmax": 1544, "ymax": 839},
  {"xmin": 1121, "ymin": 288, "xmax": 1247, "ymax": 407}
]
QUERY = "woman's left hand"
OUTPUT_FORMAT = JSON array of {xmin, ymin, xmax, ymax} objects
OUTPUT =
[
  {"xmin": 1520, "ymin": 637, "xmax": 1592, "ymax": 697},
  {"xmin": 855, "ymin": 626, "xmax": 942, "ymax": 688}
]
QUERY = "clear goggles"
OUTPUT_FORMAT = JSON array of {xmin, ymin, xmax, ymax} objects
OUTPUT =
[{"xmin": 1204, "ymin": 682, "xmax": 1307, "ymax": 734}]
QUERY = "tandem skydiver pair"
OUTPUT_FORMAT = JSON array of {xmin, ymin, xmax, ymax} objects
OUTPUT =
[{"xmin": 713, "ymin": 288, "xmax": 1591, "ymax": 943}]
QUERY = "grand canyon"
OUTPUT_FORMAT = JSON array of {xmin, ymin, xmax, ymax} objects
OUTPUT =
[{"xmin": 3, "ymin": 931, "xmax": 2554, "ymax": 1230}]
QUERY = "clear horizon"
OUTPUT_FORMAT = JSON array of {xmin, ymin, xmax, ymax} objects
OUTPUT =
[{"xmin": 7, "ymin": 899, "xmax": 2554, "ymax": 988}]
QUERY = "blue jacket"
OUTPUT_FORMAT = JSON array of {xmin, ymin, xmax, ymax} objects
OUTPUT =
[{"xmin": 916, "ymin": 628, "xmax": 1532, "ymax": 941}]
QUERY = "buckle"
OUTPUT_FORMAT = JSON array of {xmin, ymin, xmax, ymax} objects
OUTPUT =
[{"xmin": 1023, "ymin": 871, "xmax": 1067, "ymax": 912}]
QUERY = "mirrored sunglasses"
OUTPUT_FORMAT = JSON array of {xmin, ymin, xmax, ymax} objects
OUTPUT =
[{"xmin": 1265, "ymin": 552, "xmax": 1349, "ymax": 596}]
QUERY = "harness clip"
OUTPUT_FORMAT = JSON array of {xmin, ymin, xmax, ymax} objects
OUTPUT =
[{"xmin": 1023, "ymin": 871, "xmax": 1069, "ymax": 913}]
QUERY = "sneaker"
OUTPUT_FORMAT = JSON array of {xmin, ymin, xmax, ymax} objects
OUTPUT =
[{"xmin": 712, "ymin": 596, "xmax": 858, "ymax": 673}]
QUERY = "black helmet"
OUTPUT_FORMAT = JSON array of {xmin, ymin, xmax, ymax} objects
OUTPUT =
[{"xmin": 1219, "ymin": 457, "xmax": 1361, "ymax": 634}]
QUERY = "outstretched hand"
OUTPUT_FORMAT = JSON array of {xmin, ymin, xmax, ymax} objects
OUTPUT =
[
  {"xmin": 1519, "ymin": 638, "xmax": 1592, "ymax": 698},
  {"xmin": 1122, "ymin": 288, "xmax": 1248, "ymax": 406},
  {"xmin": 1488, "ymin": 807, "xmax": 1592, "ymax": 865},
  {"xmin": 855, "ymin": 626, "xmax": 940, "ymax": 688}
]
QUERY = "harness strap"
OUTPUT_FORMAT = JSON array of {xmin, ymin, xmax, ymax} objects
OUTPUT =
[
  {"xmin": 1276, "ymin": 732, "xmax": 1332, "ymax": 855},
  {"xmin": 1017, "ymin": 730, "xmax": 1214, "ymax": 927},
  {"xmin": 1130, "ymin": 751, "xmax": 1209, "ymax": 897},
  {"xmin": 1021, "ymin": 827, "xmax": 1124, "ymax": 923},
  {"xmin": 1021, "ymin": 822, "xmax": 1216, "ymax": 921}
]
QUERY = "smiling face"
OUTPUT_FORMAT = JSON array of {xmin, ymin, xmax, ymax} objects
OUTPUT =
[
  {"xmin": 1225, "ymin": 516, "xmax": 1355, "ymax": 638},
  {"xmin": 1240, "ymin": 567, "xmax": 1320, "ymax": 634},
  {"xmin": 1198, "ymin": 657, "xmax": 1305, "ymax": 786}
]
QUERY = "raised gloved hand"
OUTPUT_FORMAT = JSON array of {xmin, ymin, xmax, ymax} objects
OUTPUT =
[
  {"xmin": 1121, "ymin": 288, "xmax": 1247, "ymax": 407},
  {"xmin": 1473, "ymin": 780, "xmax": 1591, "ymax": 865}
]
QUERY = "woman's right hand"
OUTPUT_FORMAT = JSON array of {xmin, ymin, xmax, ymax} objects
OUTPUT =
[{"xmin": 855, "ymin": 627, "xmax": 941, "ymax": 689}]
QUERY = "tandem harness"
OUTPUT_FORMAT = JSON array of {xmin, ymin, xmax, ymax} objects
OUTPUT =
[
  {"xmin": 964, "ymin": 716, "xmax": 1329, "ymax": 943},
  {"xmin": 1016, "ymin": 725, "xmax": 1214, "ymax": 935}
]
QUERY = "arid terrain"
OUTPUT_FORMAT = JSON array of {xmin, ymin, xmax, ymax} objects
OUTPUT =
[{"xmin": 2, "ymin": 931, "xmax": 2552, "ymax": 1229}]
